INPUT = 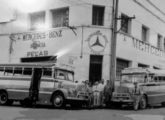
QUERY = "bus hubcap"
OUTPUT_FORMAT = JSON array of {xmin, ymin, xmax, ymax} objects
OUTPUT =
[
  {"xmin": 54, "ymin": 96, "xmax": 63, "ymax": 106},
  {"xmin": 0, "ymin": 94, "xmax": 7, "ymax": 104}
]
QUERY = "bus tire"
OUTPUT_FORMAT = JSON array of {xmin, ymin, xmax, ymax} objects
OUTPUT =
[
  {"xmin": 52, "ymin": 93, "xmax": 65, "ymax": 108},
  {"xmin": 0, "ymin": 91, "xmax": 8, "ymax": 105},
  {"xmin": 20, "ymin": 100, "xmax": 25, "ymax": 106},
  {"xmin": 139, "ymin": 95, "xmax": 147, "ymax": 109}
]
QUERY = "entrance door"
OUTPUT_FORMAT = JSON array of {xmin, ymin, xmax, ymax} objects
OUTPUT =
[
  {"xmin": 89, "ymin": 55, "xmax": 103, "ymax": 85},
  {"xmin": 29, "ymin": 68, "xmax": 42, "ymax": 101}
]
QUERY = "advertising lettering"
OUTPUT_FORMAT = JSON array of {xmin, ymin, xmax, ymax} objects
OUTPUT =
[
  {"xmin": 132, "ymin": 38, "xmax": 164, "ymax": 57},
  {"xmin": 10, "ymin": 30, "xmax": 62, "ymax": 41},
  {"xmin": 27, "ymin": 50, "xmax": 48, "ymax": 57}
]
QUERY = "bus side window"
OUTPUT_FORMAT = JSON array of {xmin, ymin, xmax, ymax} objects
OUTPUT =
[
  {"xmin": 58, "ymin": 73, "xmax": 65, "ymax": 79},
  {"xmin": 14, "ymin": 67, "xmax": 23, "ymax": 77},
  {"xmin": 23, "ymin": 68, "xmax": 32, "ymax": 76},
  {"xmin": 43, "ymin": 68, "xmax": 52, "ymax": 78},
  {"xmin": 0, "ymin": 67, "xmax": 4, "ymax": 76},
  {"xmin": 56, "ymin": 70, "xmax": 66, "ymax": 80},
  {"xmin": 150, "ymin": 76, "xmax": 154, "ymax": 82},
  {"xmin": 163, "ymin": 77, "xmax": 165, "ymax": 82},
  {"xmin": 154, "ymin": 77, "xmax": 158, "ymax": 82},
  {"xmin": 67, "ymin": 72, "xmax": 74, "ymax": 81},
  {"xmin": 4, "ymin": 67, "xmax": 13, "ymax": 76}
]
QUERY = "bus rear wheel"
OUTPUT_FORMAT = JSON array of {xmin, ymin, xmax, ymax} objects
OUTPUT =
[
  {"xmin": 52, "ymin": 93, "xmax": 65, "ymax": 108},
  {"xmin": 0, "ymin": 92, "xmax": 8, "ymax": 105},
  {"xmin": 139, "ymin": 95, "xmax": 147, "ymax": 109}
]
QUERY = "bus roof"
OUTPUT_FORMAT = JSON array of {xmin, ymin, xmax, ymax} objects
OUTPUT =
[
  {"xmin": 147, "ymin": 69, "xmax": 165, "ymax": 76},
  {"xmin": 122, "ymin": 67, "xmax": 165, "ymax": 76},
  {"xmin": 0, "ymin": 63, "xmax": 74, "ymax": 72},
  {"xmin": 122, "ymin": 67, "xmax": 149, "ymax": 74},
  {"xmin": 0, "ymin": 63, "xmax": 55, "ymax": 68}
]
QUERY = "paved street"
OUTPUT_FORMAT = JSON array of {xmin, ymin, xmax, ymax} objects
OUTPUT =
[{"xmin": 0, "ymin": 103, "xmax": 165, "ymax": 120}]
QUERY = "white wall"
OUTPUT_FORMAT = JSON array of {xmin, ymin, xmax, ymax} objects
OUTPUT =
[
  {"xmin": 117, "ymin": 0, "xmax": 165, "ymax": 69},
  {"xmin": 119, "ymin": 0, "xmax": 165, "ymax": 47},
  {"xmin": 0, "ymin": 35, "xmax": 10, "ymax": 63}
]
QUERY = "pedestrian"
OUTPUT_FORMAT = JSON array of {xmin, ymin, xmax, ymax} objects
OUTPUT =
[
  {"xmin": 103, "ymin": 80, "xmax": 112, "ymax": 107},
  {"xmin": 92, "ymin": 81, "xmax": 99, "ymax": 107},
  {"xmin": 87, "ymin": 82, "xmax": 94, "ymax": 108},
  {"xmin": 97, "ymin": 79, "xmax": 105, "ymax": 107}
]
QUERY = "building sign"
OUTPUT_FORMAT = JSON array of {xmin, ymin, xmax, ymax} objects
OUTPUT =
[
  {"xmin": 10, "ymin": 29, "xmax": 62, "ymax": 41},
  {"xmin": 26, "ymin": 41, "xmax": 48, "ymax": 57},
  {"xmin": 9, "ymin": 28, "xmax": 79, "ymax": 62},
  {"xmin": 27, "ymin": 50, "xmax": 48, "ymax": 57},
  {"xmin": 86, "ymin": 30, "xmax": 108, "ymax": 53},
  {"xmin": 132, "ymin": 38, "xmax": 165, "ymax": 57},
  {"xmin": 9, "ymin": 29, "xmax": 64, "ymax": 58},
  {"xmin": 30, "ymin": 41, "xmax": 46, "ymax": 50}
]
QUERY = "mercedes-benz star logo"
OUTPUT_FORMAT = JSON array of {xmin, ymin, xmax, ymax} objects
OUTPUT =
[
  {"xmin": 91, "ymin": 36, "xmax": 104, "ymax": 48},
  {"xmin": 86, "ymin": 31, "xmax": 108, "ymax": 53}
]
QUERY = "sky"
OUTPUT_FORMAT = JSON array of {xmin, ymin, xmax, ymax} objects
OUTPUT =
[{"xmin": 0, "ymin": 0, "xmax": 48, "ymax": 22}]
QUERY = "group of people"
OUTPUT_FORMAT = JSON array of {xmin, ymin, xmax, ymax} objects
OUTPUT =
[{"xmin": 84, "ymin": 79, "xmax": 113, "ymax": 108}]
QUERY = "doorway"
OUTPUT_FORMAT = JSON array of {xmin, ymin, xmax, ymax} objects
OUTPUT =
[
  {"xmin": 29, "ymin": 68, "xmax": 42, "ymax": 101},
  {"xmin": 89, "ymin": 55, "xmax": 103, "ymax": 85}
]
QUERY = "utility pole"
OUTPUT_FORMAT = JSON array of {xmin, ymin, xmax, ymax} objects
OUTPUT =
[{"xmin": 109, "ymin": 0, "xmax": 119, "ymax": 91}]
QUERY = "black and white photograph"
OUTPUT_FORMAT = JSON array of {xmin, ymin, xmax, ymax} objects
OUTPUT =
[{"xmin": 0, "ymin": 0, "xmax": 165, "ymax": 120}]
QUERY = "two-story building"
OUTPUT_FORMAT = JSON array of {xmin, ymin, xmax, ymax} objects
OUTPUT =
[{"xmin": 0, "ymin": 0, "xmax": 165, "ymax": 84}]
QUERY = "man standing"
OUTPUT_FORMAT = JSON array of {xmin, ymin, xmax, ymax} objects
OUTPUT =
[{"xmin": 103, "ymin": 80, "xmax": 112, "ymax": 107}]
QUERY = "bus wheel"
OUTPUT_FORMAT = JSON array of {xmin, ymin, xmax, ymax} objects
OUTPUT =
[
  {"xmin": 52, "ymin": 93, "xmax": 65, "ymax": 108},
  {"xmin": 139, "ymin": 95, "xmax": 147, "ymax": 109},
  {"xmin": 20, "ymin": 100, "xmax": 24, "ymax": 106},
  {"xmin": 0, "ymin": 92, "xmax": 8, "ymax": 105}
]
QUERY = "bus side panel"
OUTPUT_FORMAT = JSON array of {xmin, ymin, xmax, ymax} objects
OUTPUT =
[
  {"xmin": 147, "ymin": 84, "xmax": 165, "ymax": 105},
  {"xmin": 8, "ymin": 89, "xmax": 29, "ymax": 100},
  {"xmin": 38, "ymin": 92, "xmax": 52, "ymax": 104},
  {"xmin": 38, "ymin": 79, "xmax": 55, "ymax": 104},
  {"xmin": 0, "ymin": 78, "xmax": 31, "ymax": 100}
]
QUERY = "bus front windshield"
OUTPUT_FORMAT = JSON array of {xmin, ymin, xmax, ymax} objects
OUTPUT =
[{"xmin": 121, "ymin": 74, "xmax": 146, "ymax": 83}]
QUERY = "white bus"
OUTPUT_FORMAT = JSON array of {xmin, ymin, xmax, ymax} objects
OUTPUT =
[
  {"xmin": 0, "ymin": 63, "xmax": 89, "ymax": 108},
  {"xmin": 112, "ymin": 67, "xmax": 165, "ymax": 110}
]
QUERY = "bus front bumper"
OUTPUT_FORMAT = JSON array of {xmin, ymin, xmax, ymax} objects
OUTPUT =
[{"xmin": 111, "ymin": 93, "xmax": 134, "ymax": 103}]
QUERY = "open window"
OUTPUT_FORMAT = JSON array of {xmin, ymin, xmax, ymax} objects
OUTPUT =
[
  {"xmin": 4, "ymin": 67, "xmax": 13, "ymax": 76},
  {"xmin": 14, "ymin": 67, "xmax": 23, "ymax": 77},
  {"xmin": 42, "ymin": 68, "xmax": 52, "ymax": 78}
]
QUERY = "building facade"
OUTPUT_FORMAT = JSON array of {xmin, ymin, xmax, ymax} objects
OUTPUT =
[{"xmin": 0, "ymin": 0, "xmax": 165, "ymax": 83}]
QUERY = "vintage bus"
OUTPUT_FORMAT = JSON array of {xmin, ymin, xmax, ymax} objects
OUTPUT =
[
  {"xmin": 111, "ymin": 67, "xmax": 165, "ymax": 110},
  {"xmin": 0, "ymin": 63, "xmax": 90, "ymax": 108}
]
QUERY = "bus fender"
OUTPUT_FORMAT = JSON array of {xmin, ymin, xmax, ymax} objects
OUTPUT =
[{"xmin": 50, "ymin": 89, "xmax": 68, "ymax": 102}]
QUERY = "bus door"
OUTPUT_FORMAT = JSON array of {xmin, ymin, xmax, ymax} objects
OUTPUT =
[{"xmin": 29, "ymin": 68, "xmax": 42, "ymax": 102}]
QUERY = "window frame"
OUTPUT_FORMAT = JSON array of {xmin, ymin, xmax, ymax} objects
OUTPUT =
[
  {"xmin": 120, "ymin": 13, "xmax": 131, "ymax": 34},
  {"xmin": 51, "ymin": 7, "xmax": 69, "ymax": 28},
  {"xmin": 141, "ymin": 25, "xmax": 149, "ymax": 42},
  {"xmin": 29, "ymin": 11, "xmax": 46, "ymax": 30},
  {"xmin": 92, "ymin": 5, "xmax": 105, "ymax": 26},
  {"xmin": 157, "ymin": 34, "xmax": 162, "ymax": 50}
]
